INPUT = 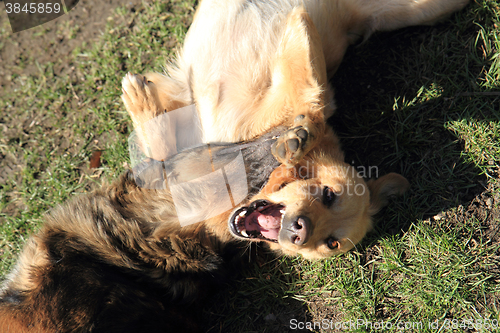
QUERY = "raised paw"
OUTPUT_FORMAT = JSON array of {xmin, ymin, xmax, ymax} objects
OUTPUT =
[
  {"xmin": 121, "ymin": 72, "xmax": 162, "ymax": 125},
  {"xmin": 272, "ymin": 115, "xmax": 313, "ymax": 167}
]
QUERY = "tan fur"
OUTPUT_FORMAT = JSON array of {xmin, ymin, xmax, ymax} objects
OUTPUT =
[
  {"xmin": 3, "ymin": 238, "xmax": 50, "ymax": 293},
  {"xmin": 123, "ymin": 0, "xmax": 468, "ymax": 143},
  {"xmin": 253, "ymin": 130, "xmax": 409, "ymax": 258},
  {"xmin": 121, "ymin": 0, "xmax": 467, "ymax": 258}
]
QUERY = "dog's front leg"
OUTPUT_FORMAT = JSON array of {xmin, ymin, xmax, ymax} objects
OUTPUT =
[
  {"xmin": 271, "ymin": 112, "xmax": 326, "ymax": 168},
  {"xmin": 264, "ymin": 7, "xmax": 332, "ymax": 167}
]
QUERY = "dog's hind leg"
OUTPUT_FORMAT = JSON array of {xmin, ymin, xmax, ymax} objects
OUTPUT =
[
  {"xmin": 122, "ymin": 73, "xmax": 178, "ymax": 160},
  {"xmin": 354, "ymin": 0, "xmax": 469, "ymax": 37},
  {"xmin": 140, "ymin": 71, "xmax": 191, "ymax": 113},
  {"xmin": 312, "ymin": 0, "xmax": 468, "ymax": 74}
]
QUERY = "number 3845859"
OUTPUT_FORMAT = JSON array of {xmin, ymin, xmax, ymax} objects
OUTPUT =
[{"xmin": 5, "ymin": 2, "xmax": 62, "ymax": 14}]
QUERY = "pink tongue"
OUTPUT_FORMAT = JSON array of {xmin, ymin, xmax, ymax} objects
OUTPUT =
[{"xmin": 245, "ymin": 210, "xmax": 281, "ymax": 240}]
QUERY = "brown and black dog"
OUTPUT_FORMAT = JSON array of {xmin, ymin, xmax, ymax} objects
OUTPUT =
[
  {"xmin": 0, "ymin": 121, "xmax": 408, "ymax": 333},
  {"xmin": 0, "ymin": 126, "xmax": 407, "ymax": 332},
  {"xmin": 0, "ymin": 129, "xmax": 285, "ymax": 333}
]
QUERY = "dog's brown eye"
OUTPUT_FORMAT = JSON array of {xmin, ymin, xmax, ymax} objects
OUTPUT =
[
  {"xmin": 327, "ymin": 237, "xmax": 338, "ymax": 250},
  {"xmin": 323, "ymin": 186, "xmax": 336, "ymax": 207}
]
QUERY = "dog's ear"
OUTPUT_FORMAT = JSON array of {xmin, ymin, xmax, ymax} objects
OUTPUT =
[
  {"xmin": 367, "ymin": 173, "xmax": 410, "ymax": 215},
  {"xmin": 272, "ymin": 7, "xmax": 328, "ymax": 93}
]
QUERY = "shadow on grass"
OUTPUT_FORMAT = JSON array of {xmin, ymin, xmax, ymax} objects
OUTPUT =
[
  {"xmin": 329, "ymin": 12, "xmax": 497, "ymax": 245},
  {"xmin": 204, "ymin": 247, "xmax": 312, "ymax": 333}
]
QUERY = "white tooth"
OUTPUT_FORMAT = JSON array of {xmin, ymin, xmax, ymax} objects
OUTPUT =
[
  {"xmin": 257, "ymin": 206, "xmax": 264, "ymax": 211},
  {"xmin": 280, "ymin": 209, "xmax": 286, "ymax": 214},
  {"xmin": 239, "ymin": 211, "xmax": 246, "ymax": 217},
  {"xmin": 241, "ymin": 230, "xmax": 248, "ymax": 237}
]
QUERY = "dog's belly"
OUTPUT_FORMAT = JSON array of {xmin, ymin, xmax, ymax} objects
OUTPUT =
[{"xmin": 177, "ymin": 0, "xmax": 347, "ymax": 143}]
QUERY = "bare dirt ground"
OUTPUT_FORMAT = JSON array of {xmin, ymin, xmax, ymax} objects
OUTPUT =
[
  {"xmin": 0, "ymin": 0, "xmax": 142, "ymax": 89},
  {"xmin": 0, "ymin": 0, "xmax": 142, "ymax": 214}
]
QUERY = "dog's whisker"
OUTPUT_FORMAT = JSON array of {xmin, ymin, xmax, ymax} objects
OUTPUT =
[
  {"xmin": 247, "ymin": 244, "xmax": 254, "ymax": 263},
  {"xmin": 307, "ymin": 195, "xmax": 318, "ymax": 207},
  {"xmin": 345, "ymin": 237, "xmax": 358, "ymax": 253}
]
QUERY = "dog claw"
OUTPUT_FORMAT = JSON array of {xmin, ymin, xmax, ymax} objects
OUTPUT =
[{"xmin": 294, "ymin": 114, "xmax": 305, "ymax": 122}]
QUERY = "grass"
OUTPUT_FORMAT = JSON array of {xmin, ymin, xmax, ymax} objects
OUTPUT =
[{"xmin": 1, "ymin": 0, "xmax": 499, "ymax": 332}]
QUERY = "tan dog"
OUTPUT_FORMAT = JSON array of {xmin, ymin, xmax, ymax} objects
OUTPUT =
[
  {"xmin": 122, "ymin": 0, "xmax": 467, "ymax": 258},
  {"xmin": 230, "ymin": 132, "xmax": 410, "ymax": 258}
]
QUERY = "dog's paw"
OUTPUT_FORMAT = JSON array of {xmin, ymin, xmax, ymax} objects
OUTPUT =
[
  {"xmin": 121, "ymin": 72, "xmax": 162, "ymax": 124},
  {"xmin": 272, "ymin": 115, "xmax": 312, "ymax": 167}
]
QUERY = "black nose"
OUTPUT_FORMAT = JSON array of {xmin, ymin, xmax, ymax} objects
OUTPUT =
[{"xmin": 289, "ymin": 216, "xmax": 311, "ymax": 245}]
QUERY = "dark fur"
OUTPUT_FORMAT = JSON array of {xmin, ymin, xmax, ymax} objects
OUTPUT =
[{"xmin": 0, "ymin": 128, "xmax": 283, "ymax": 333}]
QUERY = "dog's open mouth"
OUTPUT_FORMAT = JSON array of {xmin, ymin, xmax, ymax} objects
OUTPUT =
[{"xmin": 229, "ymin": 200, "xmax": 285, "ymax": 242}]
